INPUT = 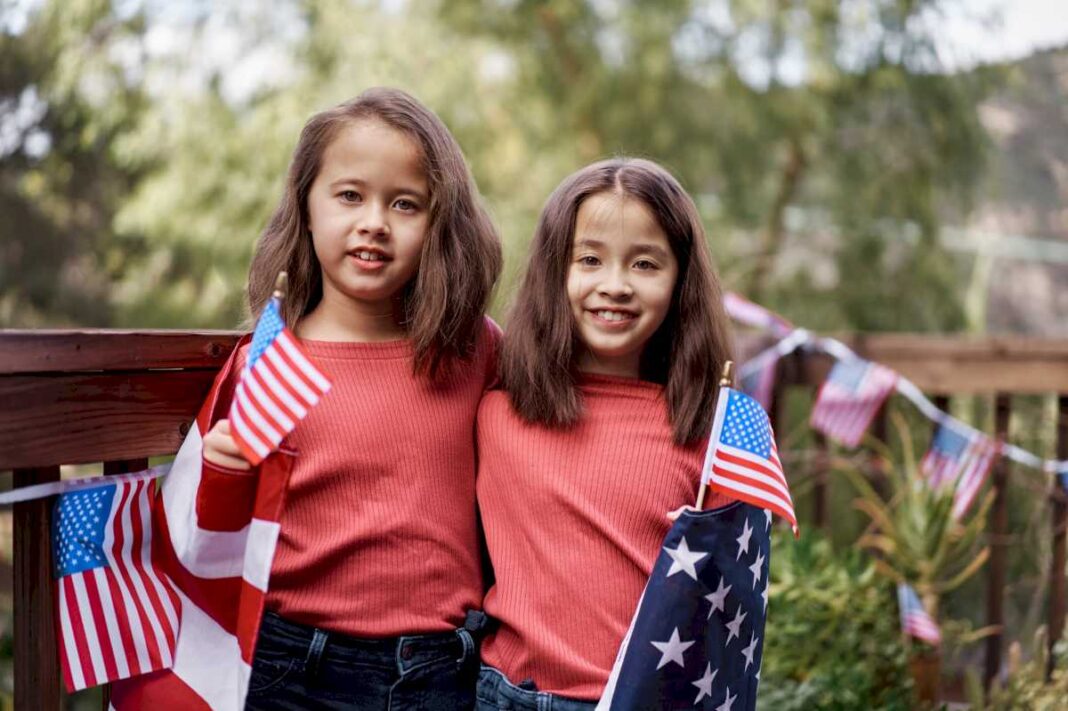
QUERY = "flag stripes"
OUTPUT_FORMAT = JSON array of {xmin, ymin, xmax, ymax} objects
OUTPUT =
[
  {"xmin": 897, "ymin": 583, "xmax": 941, "ymax": 645},
  {"xmin": 54, "ymin": 479, "xmax": 179, "ymax": 692},
  {"xmin": 810, "ymin": 359, "xmax": 898, "ymax": 448},
  {"xmin": 228, "ymin": 299, "xmax": 331, "ymax": 465},
  {"xmin": 704, "ymin": 388, "xmax": 798, "ymax": 535}
]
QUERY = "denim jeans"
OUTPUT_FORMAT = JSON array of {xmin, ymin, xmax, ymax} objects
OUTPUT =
[
  {"xmin": 476, "ymin": 666, "xmax": 598, "ymax": 711},
  {"xmin": 244, "ymin": 610, "xmax": 482, "ymax": 710}
]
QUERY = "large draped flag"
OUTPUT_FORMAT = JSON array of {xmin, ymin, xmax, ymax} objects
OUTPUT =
[
  {"xmin": 897, "ymin": 583, "xmax": 941, "ymax": 646},
  {"xmin": 597, "ymin": 503, "xmax": 771, "ymax": 710},
  {"xmin": 53, "ymin": 477, "xmax": 178, "ymax": 692},
  {"xmin": 921, "ymin": 423, "xmax": 999, "ymax": 520},
  {"xmin": 108, "ymin": 300, "xmax": 330, "ymax": 709},
  {"xmin": 810, "ymin": 358, "xmax": 898, "ymax": 448},
  {"xmin": 704, "ymin": 387, "xmax": 797, "ymax": 535}
]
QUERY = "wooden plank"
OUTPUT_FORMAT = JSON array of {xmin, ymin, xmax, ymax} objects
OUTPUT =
[
  {"xmin": 1049, "ymin": 394, "xmax": 1068, "ymax": 680},
  {"xmin": 103, "ymin": 459, "xmax": 150, "ymax": 475},
  {"xmin": 984, "ymin": 394, "xmax": 1012, "ymax": 689},
  {"xmin": 0, "ymin": 371, "xmax": 216, "ymax": 469},
  {"xmin": 13, "ymin": 466, "xmax": 61, "ymax": 710},
  {"xmin": 840, "ymin": 334, "xmax": 1068, "ymax": 394},
  {"xmin": 0, "ymin": 330, "xmax": 240, "ymax": 374}
]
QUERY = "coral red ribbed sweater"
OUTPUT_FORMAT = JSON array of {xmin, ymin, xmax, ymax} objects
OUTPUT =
[
  {"xmin": 196, "ymin": 319, "xmax": 499, "ymax": 638},
  {"xmin": 477, "ymin": 375, "xmax": 730, "ymax": 700}
]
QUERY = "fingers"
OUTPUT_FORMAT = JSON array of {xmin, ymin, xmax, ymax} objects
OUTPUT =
[{"xmin": 203, "ymin": 419, "xmax": 252, "ymax": 471}]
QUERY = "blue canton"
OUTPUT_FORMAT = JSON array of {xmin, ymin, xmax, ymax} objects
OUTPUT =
[
  {"xmin": 931, "ymin": 425, "xmax": 968, "ymax": 458},
  {"xmin": 601, "ymin": 503, "xmax": 770, "ymax": 710},
  {"xmin": 247, "ymin": 297, "xmax": 285, "ymax": 371},
  {"xmin": 721, "ymin": 391, "xmax": 772, "ymax": 459},
  {"xmin": 52, "ymin": 484, "xmax": 116, "ymax": 578},
  {"xmin": 828, "ymin": 359, "xmax": 868, "ymax": 392}
]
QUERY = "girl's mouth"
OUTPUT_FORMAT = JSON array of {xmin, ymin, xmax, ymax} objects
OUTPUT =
[
  {"xmin": 348, "ymin": 249, "xmax": 392, "ymax": 270},
  {"xmin": 589, "ymin": 309, "xmax": 638, "ymax": 325}
]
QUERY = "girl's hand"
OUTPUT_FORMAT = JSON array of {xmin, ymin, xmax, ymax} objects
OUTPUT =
[{"xmin": 202, "ymin": 419, "xmax": 252, "ymax": 472}]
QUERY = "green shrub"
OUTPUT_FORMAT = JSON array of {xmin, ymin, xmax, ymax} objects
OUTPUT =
[{"xmin": 760, "ymin": 530, "xmax": 913, "ymax": 710}]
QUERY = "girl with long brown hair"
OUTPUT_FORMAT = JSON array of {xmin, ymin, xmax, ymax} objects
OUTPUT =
[
  {"xmin": 475, "ymin": 158, "xmax": 733, "ymax": 709},
  {"xmin": 198, "ymin": 87, "xmax": 502, "ymax": 709}
]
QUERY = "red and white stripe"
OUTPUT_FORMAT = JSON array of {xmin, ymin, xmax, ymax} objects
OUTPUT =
[
  {"xmin": 57, "ymin": 479, "xmax": 180, "ymax": 692},
  {"xmin": 704, "ymin": 390, "xmax": 798, "ymax": 535},
  {"xmin": 229, "ymin": 330, "xmax": 331, "ymax": 465},
  {"xmin": 951, "ymin": 437, "xmax": 1000, "ymax": 520},
  {"xmin": 110, "ymin": 337, "xmax": 295, "ymax": 710},
  {"xmin": 810, "ymin": 363, "xmax": 898, "ymax": 448},
  {"xmin": 903, "ymin": 610, "xmax": 942, "ymax": 645}
]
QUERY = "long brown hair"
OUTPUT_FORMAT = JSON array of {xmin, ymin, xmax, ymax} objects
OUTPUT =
[
  {"xmin": 247, "ymin": 87, "xmax": 502, "ymax": 379},
  {"xmin": 501, "ymin": 158, "xmax": 732, "ymax": 444}
]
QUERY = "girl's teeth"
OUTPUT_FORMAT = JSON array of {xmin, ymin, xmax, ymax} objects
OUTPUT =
[
  {"xmin": 358, "ymin": 251, "xmax": 381, "ymax": 261},
  {"xmin": 597, "ymin": 310, "xmax": 631, "ymax": 322}
]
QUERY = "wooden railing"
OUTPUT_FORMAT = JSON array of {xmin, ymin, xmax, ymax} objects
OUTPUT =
[{"xmin": 2, "ymin": 329, "xmax": 1067, "ymax": 706}]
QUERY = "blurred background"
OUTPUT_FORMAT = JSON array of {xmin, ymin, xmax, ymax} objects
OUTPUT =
[{"xmin": 2, "ymin": 0, "xmax": 1067, "ymax": 708}]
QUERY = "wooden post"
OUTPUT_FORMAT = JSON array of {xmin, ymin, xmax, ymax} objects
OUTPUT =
[
  {"xmin": 13, "ymin": 466, "xmax": 61, "ymax": 710},
  {"xmin": 812, "ymin": 431, "xmax": 828, "ymax": 530},
  {"xmin": 984, "ymin": 393, "xmax": 1012, "ymax": 690},
  {"xmin": 1049, "ymin": 394, "xmax": 1068, "ymax": 679}
]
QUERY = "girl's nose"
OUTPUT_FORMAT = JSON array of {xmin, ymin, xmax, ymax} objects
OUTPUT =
[
  {"xmin": 357, "ymin": 202, "xmax": 390, "ymax": 237},
  {"xmin": 597, "ymin": 267, "xmax": 633, "ymax": 299}
]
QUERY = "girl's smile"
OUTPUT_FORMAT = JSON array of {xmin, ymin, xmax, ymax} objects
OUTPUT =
[{"xmin": 567, "ymin": 191, "xmax": 678, "ymax": 378}]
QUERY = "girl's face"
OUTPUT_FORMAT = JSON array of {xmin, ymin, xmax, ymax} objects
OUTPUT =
[
  {"xmin": 307, "ymin": 118, "xmax": 429, "ymax": 317},
  {"xmin": 567, "ymin": 191, "xmax": 678, "ymax": 379}
]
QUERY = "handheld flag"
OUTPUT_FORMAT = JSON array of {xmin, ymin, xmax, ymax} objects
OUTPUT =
[
  {"xmin": 922, "ymin": 422, "xmax": 999, "ymax": 520},
  {"xmin": 897, "ymin": 583, "xmax": 941, "ymax": 646},
  {"xmin": 598, "ymin": 504, "xmax": 770, "ymax": 710},
  {"xmin": 703, "ymin": 387, "xmax": 797, "ymax": 536},
  {"xmin": 53, "ymin": 477, "xmax": 179, "ymax": 692},
  {"xmin": 228, "ymin": 294, "xmax": 332, "ymax": 465},
  {"xmin": 810, "ymin": 358, "xmax": 897, "ymax": 448},
  {"xmin": 108, "ymin": 338, "xmax": 297, "ymax": 709}
]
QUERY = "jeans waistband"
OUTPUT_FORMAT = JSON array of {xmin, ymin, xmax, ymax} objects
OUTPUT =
[
  {"xmin": 259, "ymin": 610, "xmax": 482, "ymax": 676},
  {"xmin": 478, "ymin": 666, "xmax": 597, "ymax": 711}
]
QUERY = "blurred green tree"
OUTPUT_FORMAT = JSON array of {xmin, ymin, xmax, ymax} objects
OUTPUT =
[{"xmin": 0, "ymin": 0, "xmax": 148, "ymax": 326}]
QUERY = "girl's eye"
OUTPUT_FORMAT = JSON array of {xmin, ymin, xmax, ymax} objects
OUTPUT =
[
  {"xmin": 394, "ymin": 198, "xmax": 418, "ymax": 212},
  {"xmin": 339, "ymin": 190, "xmax": 360, "ymax": 203},
  {"xmin": 578, "ymin": 255, "xmax": 601, "ymax": 266},
  {"xmin": 634, "ymin": 259, "xmax": 658, "ymax": 270}
]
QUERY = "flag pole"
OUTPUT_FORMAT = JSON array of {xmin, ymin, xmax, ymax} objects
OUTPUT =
[
  {"xmin": 273, "ymin": 271, "xmax": 288, "ymax": 301},
  {"xmin": 696, "ymin": 360, "xmax": 734, "ymax": 510}
]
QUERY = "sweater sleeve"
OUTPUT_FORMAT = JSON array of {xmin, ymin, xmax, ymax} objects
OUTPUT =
[{"xmin": 195, "ymin": 343, "xmax": 259, "ymax": 532}]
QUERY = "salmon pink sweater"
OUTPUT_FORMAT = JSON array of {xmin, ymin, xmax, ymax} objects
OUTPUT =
[
  {"xmin": 476, "ymin": 374, "xmax": 729, "ymax": 700},
  {"xmin": 197, "ymin": 319, "xmax": 499, "ymax": 638}
]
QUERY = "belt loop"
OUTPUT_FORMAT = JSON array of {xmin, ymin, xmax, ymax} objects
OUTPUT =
[
  {"xmin": 304, "ymin": 628, "xmax": 329, "ymax": 681},
  {"xmin": 455, "ymin": 627, "xmax": 475, "ymax": 667}
]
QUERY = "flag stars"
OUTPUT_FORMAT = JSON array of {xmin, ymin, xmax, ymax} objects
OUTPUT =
[
  {"xmin": 735, "ymin": 519, "xmax": 753, "ymax": 560},
  {"xmin": 764, "ymin": 508, "xmax": 772, "ymax": 531},
  {"xmin": 691, "ymin": 663, "xmax": 717, "ymax": 704},
  {"xmin": 749, "ymin": 550, "xmax": 765, "ymax": 589},
  {"xmin": 716, "ymin": 686, "xmax": 736, "ymax": 711},
  {"xmin": 664, "ymin": 537, "xmax": 709, "ymax": 581},
  {"xmin": 705, "ymin": 577, "xmax": 731, "ymax": 619},
  {"xmin": 742, "ymin": 633, "xmax": 759, "ymax": 671},
  {"xmin": 725, "ymin": 606, "xmax": 747, "ymax": 645},
  {"xmin": 761, "ymin": 581, "xmax": 769, "ymax": 612},
  {"xmin": 651, "ymin": 627, "xmax": 694, "ymax": 670}
]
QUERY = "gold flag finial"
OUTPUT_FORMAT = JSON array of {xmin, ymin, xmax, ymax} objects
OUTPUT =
[{"xmin": 272, "ymin": 271, "xmax": 288, "ymax": 300}]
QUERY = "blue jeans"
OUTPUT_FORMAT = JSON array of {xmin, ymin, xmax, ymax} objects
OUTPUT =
[
  {"xmin": 245, "ymin": 610, "xmax": 482, "ymax": 710},
  {"xmin": 476, "ymin": 666, "xmax": 598, "ymax": 711}
]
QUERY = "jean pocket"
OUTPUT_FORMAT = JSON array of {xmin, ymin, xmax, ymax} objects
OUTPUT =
[{"xmin": 247, "ymin": 655, "xmax": 298, "ymax": 696}]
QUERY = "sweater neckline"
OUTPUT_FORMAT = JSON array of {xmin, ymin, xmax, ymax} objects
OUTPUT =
[
  {"xmin": 576, "ymin": 372, "xmax": 664, "ymax": 399},
  {"xmin": 299, "ymin": 337, "xmax": 413, "ymax": 360}
]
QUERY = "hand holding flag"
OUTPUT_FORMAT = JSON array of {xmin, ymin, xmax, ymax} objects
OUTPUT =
[{"xmin": 228, "ymin": 273, "xmax": 332, "ymax": 465}]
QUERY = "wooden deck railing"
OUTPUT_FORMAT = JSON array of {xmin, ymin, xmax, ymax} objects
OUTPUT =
[{"xmin": 1, "ymin": 329, "xmax": 1067, "ymax": 706}]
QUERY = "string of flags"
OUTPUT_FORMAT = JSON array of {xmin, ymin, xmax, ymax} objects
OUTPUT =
[
  {"xmin": 897, "ymin": 583, "xmax": 942, "ymax": 646},
  {"xmin": 727, "ymin": 294, "xmax": 1068, "ymax": 506}
]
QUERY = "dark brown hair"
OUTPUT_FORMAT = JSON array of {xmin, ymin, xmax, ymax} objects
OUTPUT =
[
  {"xmin": 247, "ymin": 87, "xmax": 502, "ymax": 379},
  {"xmin": 501, "ymin": 158, "xmax": 733, "ymax": 444}
]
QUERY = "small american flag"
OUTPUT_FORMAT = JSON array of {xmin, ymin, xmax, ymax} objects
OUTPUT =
[
  {"xmin": 229, "ymin": 295, "xmax": 332, "ymax": 465},
  {"xmin": 598, "ymin": 503, "xmax": 770, "ymax": 710},
  {"xmin": 922, "ymin": 423, "xmax": 999, "ymax": 520},
  {"xmin": 704, "ymin": 388, "xmax": 797, "ymax": 535},
  {"xmin": 810, "ymin": 359, "xmax": 898, "ymax": 448},
  {"xmin": 53, "ymin": 478, "xmax": 179, "ymax": 692},
  {"xmin": 739, "ymin": 354, "xmax": 778, "ymax": 413},
  {"xmin": 897, "ymin": 583, "xmax": 941, "ymax": 645}
]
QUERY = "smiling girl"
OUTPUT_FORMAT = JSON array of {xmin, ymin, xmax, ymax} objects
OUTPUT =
[
  {"xmin": 198, "ymin": 88, "xmax": 502, "ymax": 709},
  {"xmin": 475, "ymin": 158, "xmax": 733, "ymax": 709}
]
